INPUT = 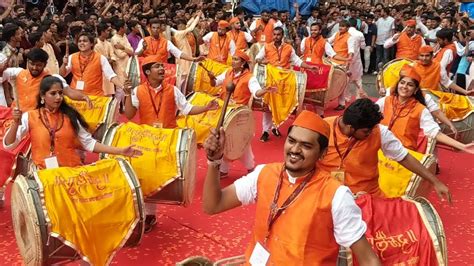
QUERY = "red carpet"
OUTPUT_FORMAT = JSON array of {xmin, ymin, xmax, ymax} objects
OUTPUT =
[{"xmin": 0, "ymin": 100, "xmax": 472, "ymax": 265}]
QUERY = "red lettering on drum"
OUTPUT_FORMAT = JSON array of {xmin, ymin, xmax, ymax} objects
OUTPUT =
[
  {"xmin": 54, "ymin": 171, "xmax": 111, "ymax": 197},
  {"xmin": 0, "ymin": 118, "xmax": 13, "ymax": 136},
  {"xmin": 392, "ymin": 256, "xmax": 420, "ymax": 266},
  {"xmin": 124, "ymin": 127, "xmax": 168, "ymax": 145},
  {"xmin": 68, "ymin": 101, "xmax": 104, "ymax": 111},
  {"xmin": 71, "ymin": 192, "xmax": 114, "ymax": 203},
  {"xmin": 367, "ymin": 229, "xmax": 419, "ymax": 260}
]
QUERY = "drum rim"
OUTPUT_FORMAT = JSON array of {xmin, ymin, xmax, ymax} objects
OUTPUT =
[
  {"xmin": 222, "ymin": 106, "xmax": 255, "ymax": 161},
  {"xmin": 11, "ymin": 174, "xmax": 47, "ymax": 265},
  {"xmin": 180, "ymin": 129, "xmax": 197, "ymax": 206}
]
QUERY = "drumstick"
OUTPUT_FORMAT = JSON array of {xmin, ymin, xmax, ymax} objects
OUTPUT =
[
  {"xmin": 11, "ymin": 81, "xmax": 20, "ymax": 110},
  {"xmin": 209, "ymin": 82, "xmax": 235, "ymax": 157},
  {"xmin": 198, "ymin": 62, "xmax": 212, "ymax": 74}
]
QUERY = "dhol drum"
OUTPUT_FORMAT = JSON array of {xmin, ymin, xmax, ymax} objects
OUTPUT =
[
  {"xmin": 378, "ymin": 139, "xmax": 437, "ymax": 198},
  {"xmin": 377, "ymin": 58, "xmax": 414, "ymax": 93},
  {"xmin": 65, "ymin": 95, "xmax": 118, "ymax": 140},
  {"xmin": 0, "ymin": 106, "xmax": 31, "ymax": 207},
  {"xmin": 176, "ymin": 92, "xmax": 255, "ymax": 161},
  {"xmin": 299, "ymin": 60, "xmax": 348, "ymax": 108},
  {"xmin": 11, "ymin": 158, "xmax": 144, "ymax": 265},
  {"xmin": 337, "ymin": 195, "xmax": 447, "ymax": 266},
  {"xmin": 184, "ymin": 59, "xmax": 231, "ymax": 96},
  {"xmin": 102, "ymin": 123, "xmax": 197, "ymax": 206},
  {"xmin": 425, "ymin": 90, "xmax": 474, "ymax": 144},
  {"xmin": 251, "ymin": 64, "xmax": 306, "ymax": 118}
]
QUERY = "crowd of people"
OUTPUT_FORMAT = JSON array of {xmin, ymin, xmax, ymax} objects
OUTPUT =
[{"xmin": 0, "ymin": 0, "xmax": 474, "ymax": 265}]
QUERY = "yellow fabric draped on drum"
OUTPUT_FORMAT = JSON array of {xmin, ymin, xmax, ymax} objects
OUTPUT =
[
  {"xmin": 65, "ymin": 96, "xmax": 113, "ymax": 131},
  {"xmin": 193, "ymin": 59, "xmax": 231, "ymax": 95},
  {"xmin": 378, "ymin": 149, "xmax": 429, "ymax": 197},
  {"xmin": 104, "ymin": 122, "xmax": 180, "ymax": 197},
  {"xmin": 264, "ymin": 64, "xmax": 298, "ymax": 126},
  {"xmin": 381, "ymin": 59, "xmax": 412, "ymax": 90},
  {"xmin": 427, "ymin": 90, "xmax": 474, "ymax": 121},
  {"xmin": 177, "ymin": 92, "xmax": 236, "ymax": 144},
  {"xmin": 35, "ymin": 159, "xmax": 138, "ymax": 266}
]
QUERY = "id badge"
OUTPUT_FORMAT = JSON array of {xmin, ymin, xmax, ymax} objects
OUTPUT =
[
  {"xmin": 331, "ymin": 169, "xmax": 345, "ymax": 183},
  {"xmin": 260, "ymin": 35, "xmax": 266, "ymax": 42},
  {"xmin": 44, "ymin": 156, "xmax": 59, "ymax": 169},
  {"xmin": 306, "ymin": 57, "xmax": 312, "ymax": 62},
  {"xmin": 152, "ymin": 122, "xmax": 163, "ymax": 128},
  {"xmin": 76, "ymin": 80, "xmax": 85, "ymax": 90},
  {"xmin": 249, "ymin": 242, "xmax": 270, "ymax": 265}
]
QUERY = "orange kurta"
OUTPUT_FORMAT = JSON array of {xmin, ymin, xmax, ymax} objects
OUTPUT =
[
  {"xmin": 255, "ymin": 19, "xmax": 276, "ymax": 44},
  {"xmin": 70, "ymin": 51, "xmax": 104, "ymax": 96},
  {"xmin": 141, "ymin": 36, "xmax": 169, "ymax": 62},
  {"xmin": 28, "ymin": 109, "xmax": 82, "ymax": 169},
  {"xmin": 229, "ymin": 30, "xmax": 248, "ymax": 51},
  {"xmin": 332, "ymin": 32, "xmax": 350, "ymax": 65},
  {"xmin": 413, "ymin": 61, "xmax": 442, "ymax": 91},
  {"xmin": 244, "ymin": 163, "xmax": 341, "ymax": 265},
  {"xmin": 303, "ymin": 37, "xmax": 326, "ymax": 64},
  {"xmin": 136, "ymin": 83, "xmax": 177, "ymax": 128},
  {"xmin": 207, "ymin": 32, "xmax": 232, "ymax": 64},
  {"xmin": 264, "ymin": 42, "xmax": 293, "ymax": 69},
  {"xmin": 14, "ymin": 69, "xmax": 49, "ymax": 112},
  {"xmin": 186, "ymin": 32, "xmax": 197, "ymax": 57},
  {"xmin": 396, "ymin": 33, "xmax": 423, "ymax": 60},
  {"xmin": 433, "ymin": 43, "xmax": 457, "ymax": 73},
  {"xmin": 318, "ymin": 116, "xmax": 384, "ymax": 196},
  {"xmin": 221, "ymin": 70, "xmax": 253, "ymax": 105},
  {"xmin": 381, "ymin": 96, "xmax": 425, "ymax": 150}
]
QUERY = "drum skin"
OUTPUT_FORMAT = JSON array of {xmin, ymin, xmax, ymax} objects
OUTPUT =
[{"xmin": 11, "ymin": 159, "xmax": 144, "ymax": 265}]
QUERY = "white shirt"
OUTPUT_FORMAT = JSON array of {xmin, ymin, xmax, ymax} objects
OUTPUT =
[
  {"xmin": 379, "ymin": 125, "xmax": 409, "ymax": 161},
  {"xmin": 131, "ymin": 85, "xmax": 193, "ymax": 115},
  {"xmin": 255, "ymin": 44, "xmax": 303, "ymax": 67},
  {"xmin": 385, "ymin": 89, "xmax": 440, "ymax": 112},
  {"xmin": 135, "ymin": 39, "xmax": 183, "ymax": 59},
  {"xmin": 214, "ymin": 70, "xmax": 261, "ymax": 98},
  {"xmin": 0, "ymin": 53, "xmax": 7, "ymax": 106},
  {"xmin": 202, "ymin": 32, "xmax": 236, "ymax": 56},
  {"xmin": 3, "ymin": 111, "xmax": 97, "ymax": 151},
  {"xmin": 383, "ymin": 33, "xmax": 426, "ymax": 49},
  {"xmin": 375, "ymin": 16, "xmax": 395, "ymax": 45},
  {"xmin": 63, "ymin": 54, "xmax": 117, "ymax": 82},
  {"xmin": 348, "ymin": 27, "xmax": 366, "ymax": 50},
  {"xmin": 376, "ymin": 97, "xmax": 441, "ymax": 138},
  {"xmin": 249, "ymin": 19, "xmax": 283, "ymax": 31},
  {"xmin": 416, "ymin": 17, "xmax": 440, "ymax": 47},
  {"xmin": 435, "ymin": 47, "xmax": 454, "ymax": 87},
  {"xmin": 300, "ymin": 37, "xmax": 337, "ymax": 58},
  {"xmin": 234, "ymin": 165, "xmax": 367, "ymax": 248},
  {"xmin": 2, "ymin": 68, "xmax": 69, "ymax": 88}
]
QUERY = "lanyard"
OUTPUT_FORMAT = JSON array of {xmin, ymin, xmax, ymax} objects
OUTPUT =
[
  {"xmin": 79, "ymin": 52, "xmax": 95, "ymax": 79},
  {"xmin": 309, "ymin": 37, "xmax": 318, "ymax": 53},
  {"xmin": 217, "ymin": 35, "xmax": 228, "ymax": 59},
  {"xmin": 273, "ymin": 43, "xmax": 284, "ymax": 64},
  {"xmin": 388, "ymin": 97, "xmax": 417, "ymax": 130},
  {"xmin": 38, "ymin": 108, "xmax": 64, "ymax": 155},
  {"xmin": 231, "ymin": 31, "xmax": 240, "ymax": 44},
  {"xmin": 265, "ymin": 164, "xmax": 315, "ymax": 244},
  {"xmin": 333, "ymin": 117, "xmax": 358, "ymax": 169},
  {"xmin": 146, "ymin": 83, "xmax": 164, "ymax": 121},
  {"xmin": 149, "ymin": 37, "xmax": 160, "ymax": 55}
]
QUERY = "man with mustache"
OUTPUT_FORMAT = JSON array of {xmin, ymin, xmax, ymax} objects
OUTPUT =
[{"xmin": 202, "ymin": 110, "xmax": 381, "ymax": 265}]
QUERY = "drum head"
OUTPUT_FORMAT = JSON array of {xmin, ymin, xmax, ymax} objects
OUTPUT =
[
  {"xmin": 223, "ymin": 107, "xmax": 255, "ymax": 161},
  {"xmin": 378, "ymin": 59, "xmax": 414, "ymax": 91},
  {"xmin": 185, "ymin": 62, "xmax": 199, "ymax": 96},
  {"xmin": 11, "ymin": 175, "xmax": 44, "ymax": 265},
  {"xmin": 326, "ymin": 66, "xmax": 347, "ymax": 102},
  {"xmin": 181, "ymin": 129, "xmax": 197, "ymax": 206}
]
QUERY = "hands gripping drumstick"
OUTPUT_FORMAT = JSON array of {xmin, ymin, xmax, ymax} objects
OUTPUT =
[
  {"xmin": 198, "ymin": 62, "xmax": 211, "ymax": 74},
  {"xmin": 208, "ymin": 82, "xmax": 235, "ymax": 157}
]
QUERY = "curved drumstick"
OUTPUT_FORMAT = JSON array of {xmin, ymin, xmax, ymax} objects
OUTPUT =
[{"xmin": 209, "ymin": 82, "xmax": 235, "ymax": 157}]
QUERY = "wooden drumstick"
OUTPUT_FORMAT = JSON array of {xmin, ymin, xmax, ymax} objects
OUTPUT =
[
  {"xmin": 198, "ymin": 62, "xmax": 212, "ymax": 74},
  {"xmin": 11, "ymin": 81, "xmax": 20, "ymax": 110},
  {"xmin": 209, "ymin": 82, "xmax": 235, "ymax": 157}
]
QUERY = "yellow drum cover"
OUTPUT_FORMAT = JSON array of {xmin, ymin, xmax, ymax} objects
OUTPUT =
[
  {"xmin": 187, "ymin": 59, "xmax": 231, "ymax": 95},
  {"xmin": 377, "ymin": 59, "xmax": 414, "ymax": 92},
  {"xmin": 64, "ymin": 95, "xmax": 118, "ymax": 133}
]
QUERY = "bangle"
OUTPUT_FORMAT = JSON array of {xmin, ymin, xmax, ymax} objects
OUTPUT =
[
  {"xmin": 207, "ymin": 157, "xmax": 223, "ymax": 167},
  {"xmin": 124, "ymin": 94, "xmax": 131, "ymax": 97}
]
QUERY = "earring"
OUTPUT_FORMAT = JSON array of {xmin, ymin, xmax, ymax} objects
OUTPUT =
[{"xmin": 41, "ymin": 98, "xmax": 44, "ymax": 104}]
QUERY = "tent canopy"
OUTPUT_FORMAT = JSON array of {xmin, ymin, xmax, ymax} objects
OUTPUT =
[{"xmin": 240, "ymin": 0, "xmax": 319, "ymax": 17}]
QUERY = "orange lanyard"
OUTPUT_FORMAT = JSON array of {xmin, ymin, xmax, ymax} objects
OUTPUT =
[{"xmin": 333, "ymin": 117, "xmax": 358, "ymax": 169}]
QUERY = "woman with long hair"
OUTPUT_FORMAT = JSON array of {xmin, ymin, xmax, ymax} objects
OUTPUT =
[
  {"xmin": 375, "ymin": 64, "xmax": 474, "ymax": 154},
  {"xmin": 3, "ymin": 76, "xmax": 140, "ymax": 169}
]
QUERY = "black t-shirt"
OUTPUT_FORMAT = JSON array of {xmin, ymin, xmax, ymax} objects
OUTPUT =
[{"xmin": 364, "ymin": 23, "xmax": 377, "ymax": 46}]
